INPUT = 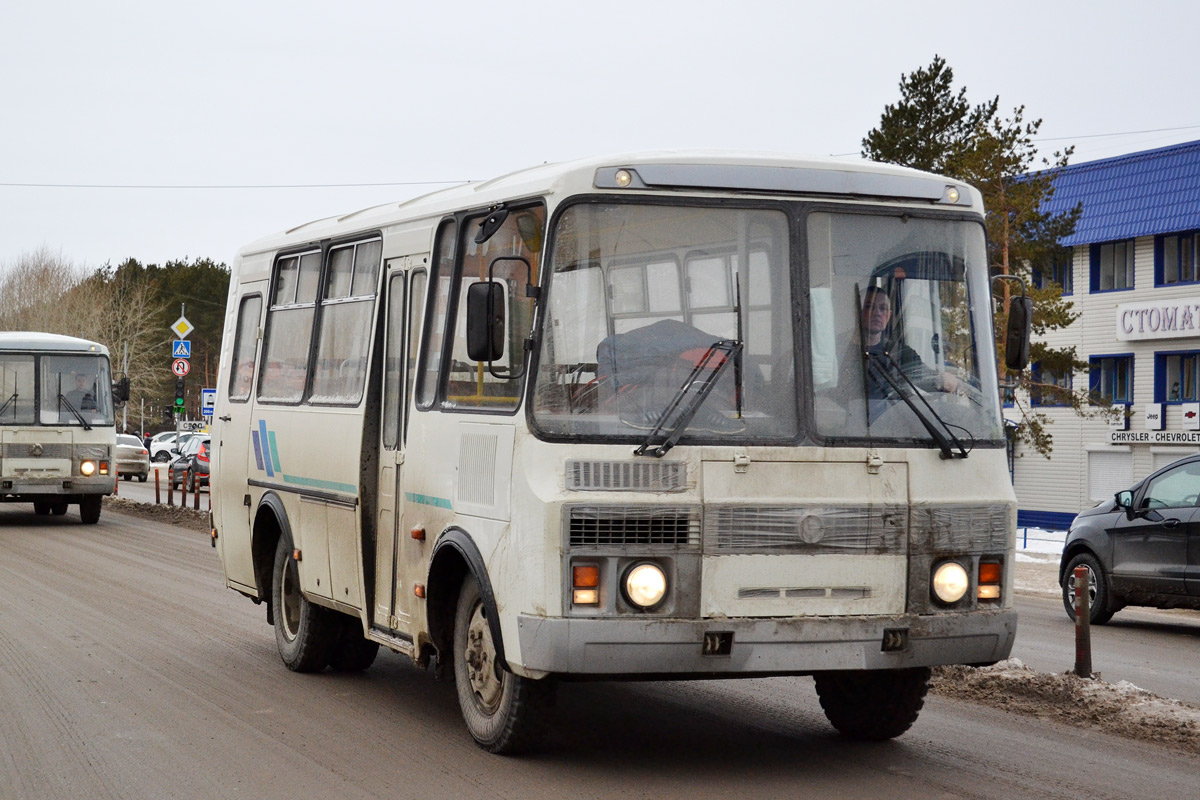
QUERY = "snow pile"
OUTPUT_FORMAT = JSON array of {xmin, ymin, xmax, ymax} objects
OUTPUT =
[{"xmin": 932, "ymin": 658, "xmax": 1200, "ymax": 754}]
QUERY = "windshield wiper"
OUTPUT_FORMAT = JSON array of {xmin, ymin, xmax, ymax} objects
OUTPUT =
[
  {"xmin": 634, "ymin": 340, "xmax": 743, "ymax": 458},
  {"xmin": 0, "ymin": 392, "xmax": 16, "ymax": 418},
  {"xmin": 864, "ymin": 351, "xmax": 969, "ymax": 459},
  {"xmin": 58, "ymin": 393, "xmax": 93, "ymax": 431}
]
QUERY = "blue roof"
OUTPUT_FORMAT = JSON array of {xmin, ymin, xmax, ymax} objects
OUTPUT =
[{"xmin": 1039, "ymin": 139, "xmax": 1200, "ymax": 246}]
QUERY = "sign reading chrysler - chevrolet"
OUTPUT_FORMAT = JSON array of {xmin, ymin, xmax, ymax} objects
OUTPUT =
[{"xmin": 1116, "ymin": 296, "xmax": 1200, "ymax": 341}]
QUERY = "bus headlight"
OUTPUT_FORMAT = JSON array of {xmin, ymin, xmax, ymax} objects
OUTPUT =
[
  {"xmin": 80, "ymin": 460, "xmax": 97, "ymax": 477},
  {"xmin": 931, "ymin": 561, "xmax": 969, "ymax": 604},
  {"xmin": 623, "ymin": 562, "xmax": 667, "ymax": 609}
]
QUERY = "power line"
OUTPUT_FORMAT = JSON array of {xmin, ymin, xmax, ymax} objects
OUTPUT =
[{"xmin": 0, "ymin": 179, "xmax": 470, "ymax": 189}]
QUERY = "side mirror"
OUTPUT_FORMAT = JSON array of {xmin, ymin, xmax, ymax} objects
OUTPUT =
[
  {"xmin": 1115, "ymin": 490, "xmax": 1133, "ymax": 511},
  {"xmin": 112, "ymin": 375, "xmax": 131, "ymax": 403},
  {"xmin": 466, "ymin": 281, "xmax": 506, "ymax": 362},
  {"xmin": 1005, "ymin": 295, "xmax": 1033, "ymax": 371}
]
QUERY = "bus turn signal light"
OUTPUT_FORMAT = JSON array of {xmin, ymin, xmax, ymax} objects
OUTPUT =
[
  {"xmin": 978, "ymin": 562, "xmax": 1002, "ymax": 600},
  {"xmin": 573, "ymin": 564, "xmax": 600, "ymax": 605}
]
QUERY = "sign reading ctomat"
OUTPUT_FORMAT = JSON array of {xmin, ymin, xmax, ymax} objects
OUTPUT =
[{"xmin": 1116, "ymin": 296, "xmax": 1200, "ymax": 341}]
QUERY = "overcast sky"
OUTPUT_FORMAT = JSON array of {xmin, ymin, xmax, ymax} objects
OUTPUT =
[{"xmin": 2, "ymin": 1, "xmax": 1196, "ymax": 272}]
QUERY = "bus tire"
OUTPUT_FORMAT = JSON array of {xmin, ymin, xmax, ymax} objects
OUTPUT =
[
  {"xmin": 51, "ymin": 502, "xmax": 68, "ymax": 516},
  {"xmin": 79, "ymin": 496, "xmax": 102, "ymax": 524},
  {"xmin": 813, "ymin": 666, "xmax": 930, "ymax": 740},
  {"xmin": 33, "ymin": 501, "xmax": 51, "ymax": 515},
  {"xmin": 453, "ymin": 576, "xmax": 553, "ymax": 754},
  {"xmin": 327, "ymin": 621, "xmax": 380, "ymax": 672},
  {"xmin": 272, "ymin": 533, "xmax": 338, "ymax": 672}
]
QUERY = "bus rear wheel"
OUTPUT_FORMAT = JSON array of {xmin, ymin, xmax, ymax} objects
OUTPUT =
[
  {"xmin": 327, "ymin": 619, "xmax": 380, "ymax": 672},
  {"xmin": 33, "ymin": 501, "xmax": 51, "ymax": 516},
  {"xmin": 79, "ymin": 496, "xmax": 102, "ymax": 524},
  {"xmin": 272, "ymin": 533, "xmax": 338, "ymax": 672},
  {"xmin": 813, "ymin": 666, "xmax": 930, "ymax": 740},
  {"xmin": 453, "ymin": 576, "xmax": 553, "ymax": 754}
]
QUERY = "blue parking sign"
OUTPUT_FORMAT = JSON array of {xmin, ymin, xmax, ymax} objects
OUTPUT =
[{"xmin": 172, "ymin": 339, "xmax": 192, "ymax": 358}]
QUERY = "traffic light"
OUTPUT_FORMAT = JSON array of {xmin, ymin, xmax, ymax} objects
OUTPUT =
[
  {"xmin": 174, "ymin": 377, "xmax": 186, "ymax": 410},
  {"xmin": 163, "ymin": 406, "xmax": 173, "ymax": 422}
]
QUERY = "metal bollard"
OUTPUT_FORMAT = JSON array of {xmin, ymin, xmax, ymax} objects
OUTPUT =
[
  {"xmin": 167, "ymin": 469, "xmax": 174, "ymax": 507},
  {"xmin": 1073, "ymin": 565, "xmax": 1093, "ymax": 678},
  {"xmin": 155, "ymin": 467, "xmax": 161, "ymax": 505},
  {"xmin": 194, "ymin": 480, "xmax": 200, "ymax": 511}
]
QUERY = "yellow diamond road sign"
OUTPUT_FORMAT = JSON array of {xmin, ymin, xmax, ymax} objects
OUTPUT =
[{"xmin": 171, "ymin": 316, "xmax": 194, "ymax": 339}]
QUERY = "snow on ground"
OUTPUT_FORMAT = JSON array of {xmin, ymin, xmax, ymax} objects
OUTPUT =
[{"xmin": 932, "ymin": 659, "xmax": 1200, "ymax": 756}]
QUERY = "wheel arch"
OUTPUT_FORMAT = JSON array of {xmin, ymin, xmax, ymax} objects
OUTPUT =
[
  {"xmin": 252, "ymin": 491, "xmax": 293, "ymax": 625},
  {"xmin": 428, "ymin": 527, "xmax": 506, "ymax": 672},
  {"xmin": 1059, "ymin": 541, "xmax": 1103, "ymax": 586}
]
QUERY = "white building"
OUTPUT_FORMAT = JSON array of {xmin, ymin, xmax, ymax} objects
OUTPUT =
[{"xmin": 1012, "ymin": 140, "xmax": 1200, "ymax": 529}]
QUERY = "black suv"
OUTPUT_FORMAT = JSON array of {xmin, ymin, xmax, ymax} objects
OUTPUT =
[{"xmin": 1059, "ymin": 454, "xmax": 1200, "ymax": 623}]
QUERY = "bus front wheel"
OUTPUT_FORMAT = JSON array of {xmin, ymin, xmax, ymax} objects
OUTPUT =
[
  {"xmin": 452, "ymin": 576, "xmax": 553, "ymax": 754},
  {"xmin": 813, "ymin": 666, "xmax": 930, "ymax": 740},
  {"xmin": 79, "ymin": 496, "xmax": 102, "ymax": 524},
  {"xmin": 272, "ymin": 534, "xmax": 338, "ymax": 672}
]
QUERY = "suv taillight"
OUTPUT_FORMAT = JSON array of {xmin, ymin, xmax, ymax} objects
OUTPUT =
[{"xmin": 197, "ymin": 444, "xmax": 209, "ymax": 463}]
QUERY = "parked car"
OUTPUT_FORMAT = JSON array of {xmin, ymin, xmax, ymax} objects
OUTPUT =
[
  {"xmin": 1060, "ymin": 453, "xmax": 1200, "ymax": 624},
  {"xmin": 168, "ymin": 435, "xmax": 211, "ymax": 491},
  {"xmin": 114, "ymin": 434, "xmax": 150, "ymax": 482},
  {"xmin": 151, "ymin": 431, "xmax": 199, "ymax": 463}
]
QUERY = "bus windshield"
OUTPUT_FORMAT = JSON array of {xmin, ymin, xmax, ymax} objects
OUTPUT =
[
  {"xmin": 38, "ymin": 355, "xmax": 114, "ymax": 427},
  {"xmin": 532, "ymin": 202, "xmax": 1003, "ymax": 449},
  {"xmin": 809, "ymin": 211, "xmax": 1003, "ymax": 445},
  {"xmin": 532, "ymin": 203, "xmax": 797, "ymax": 442}
]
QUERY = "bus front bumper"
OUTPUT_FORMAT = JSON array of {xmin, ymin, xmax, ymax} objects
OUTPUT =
[{"xmin": 515, "ymin": 608, "xmax": 1016, "ymax": 676}]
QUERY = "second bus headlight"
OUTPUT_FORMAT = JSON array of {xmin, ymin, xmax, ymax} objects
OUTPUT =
[
  {"xmin": 623, "ymin": 562, "xmax": 667, "ymax": 609},
  {"xmin": 932, "ymin": 561, "xmax": 969, "ymax": 604}
]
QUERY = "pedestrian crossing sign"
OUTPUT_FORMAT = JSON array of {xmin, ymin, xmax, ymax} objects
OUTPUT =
[{"xmin": 172, "ymin": 339, "xmax": 191, "ymax": 358}]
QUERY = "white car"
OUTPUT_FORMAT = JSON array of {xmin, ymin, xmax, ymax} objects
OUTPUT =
[
  {"xmin": 115, "ymin": 434, "xmax": 150, "ymax": 481},
  {"xmin": 149, "ymin": 432, "xmax": 193, "ymax": 462}
]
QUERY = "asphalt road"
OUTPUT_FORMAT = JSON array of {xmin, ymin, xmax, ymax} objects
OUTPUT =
[{"xmin": 3, "ymin": 504, "xmax": 1197, "ymax": 799}]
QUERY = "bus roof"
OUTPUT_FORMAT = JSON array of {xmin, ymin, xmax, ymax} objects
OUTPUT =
[
  {"xmin": 237, "ymin": 150, "xmax": 982, "ymax": 258},
  {"xmin": 0, "ymin": 331, "xmax": 110, "ymax": 356}
]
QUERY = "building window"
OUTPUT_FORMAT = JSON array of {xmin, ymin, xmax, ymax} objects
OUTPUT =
[
  {"xmin": 1090, "ymin": 239, "xmax": 1134, "ymax": 292},
  {"xmin": 1158, "ymin": 231, "xmax": 1199, "ymax": 286},
  {"xmin": 1031, "ymin": 364, "xmax": 1072, "ymax": 407},
  {"xmin": 1036, "ymin": 248, "xmax": 1073, "ymax": 294},
  {"xmin": 1089, "ymin": 355, "xmax": 1132, "ymax": 404},
  {"xmin": 1158, "ymin": 351, "xmax": 1200, "ymax": 402}
]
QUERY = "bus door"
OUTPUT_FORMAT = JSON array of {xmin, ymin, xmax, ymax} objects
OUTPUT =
[
  {"xmin": 214, "ymin": 287, "xmax": 266, "ymax": 590},
  {"xmin": 372, "ymin": 258, "xmax": 427, "ymax": 633}
]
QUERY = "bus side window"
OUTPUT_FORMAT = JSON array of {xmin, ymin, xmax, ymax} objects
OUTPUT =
[
  {"xmin": 228, "ymin": 295, "xmax": 262, "ymax": 402},
  {"xmin": 259, "ymin": 252, "xmax": 320, "ymax": 403}
]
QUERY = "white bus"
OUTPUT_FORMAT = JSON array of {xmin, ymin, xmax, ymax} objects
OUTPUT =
[
  {"xmin": 0, "ymin": 332, "xmax": 124, "ymax": 523},
  {"xmin": 212, "ymin": 152, "xmax": 1028, "ymax": 753}
]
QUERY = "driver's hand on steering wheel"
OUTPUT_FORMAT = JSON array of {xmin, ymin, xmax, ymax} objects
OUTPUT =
[{"xmin": 937, "ymin": 371, "xmax": 959, "ymax": 394}]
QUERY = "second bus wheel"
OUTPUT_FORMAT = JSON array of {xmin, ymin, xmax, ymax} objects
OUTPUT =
[
  {"xmin": 79, "ymin": 495, "xmax": 102, "ymax": 524},
  {"xmin": 813, "ymin": 666, "xmax": 931, "ymax": 740},
  {"xmin": 453, "ymin": 576, "xmax": 554, "ymax": 754},
  {"xmin": 272, "ymin": 533, "xmax": 339, "ymax": 672}
]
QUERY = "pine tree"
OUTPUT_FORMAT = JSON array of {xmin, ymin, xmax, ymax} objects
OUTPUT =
[{"xmin": 863, "ymin": 56, "xmax": 1094, "ymax": 457}]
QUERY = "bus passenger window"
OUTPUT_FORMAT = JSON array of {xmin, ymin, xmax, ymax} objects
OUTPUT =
[{"xmin": 229, "ymin": 295, "xmax": 262, "ymax": 402}]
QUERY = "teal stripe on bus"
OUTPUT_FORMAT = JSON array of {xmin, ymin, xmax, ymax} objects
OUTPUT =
[
  {"xmin": 405, "ymin": 491, "xmax": 452, "ymax": 509},
  {"xmin": 282, "ymin": 473, "xmax": 358, "ymax": 495},
  {"xmin": 268, "ymin": 430, "xmax": 282, "ymax": 473}
]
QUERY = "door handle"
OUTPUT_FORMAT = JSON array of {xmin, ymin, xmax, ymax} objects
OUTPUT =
[
  {"xmin": 219, "ymin": 415, "xmax": 232, "ymax": 422},
  {"xmin": 1162, "ymin": 517, "xmax": 1181, "ymax": 528}
]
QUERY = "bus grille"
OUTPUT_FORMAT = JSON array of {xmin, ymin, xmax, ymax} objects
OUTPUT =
[
  {"xmin": 909, "ymin": 504, "xmax": 1010, "ymax": 552},
  {"xmin": 705, "ymin": 505, "xmax": 907, "ymax": 554},
  {"xmin": 565, "ymin": 460, "xmax": 686, "ymax": 492},
  {"xmin": 1, "ymin": 443, "xmax": 74, "ymax": 459},
  {"xmin": 567, "ymin": 505, "xmax": 701, "ymax": 548}
]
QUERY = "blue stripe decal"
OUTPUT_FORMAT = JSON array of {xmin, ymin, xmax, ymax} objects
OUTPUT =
[
  {"xmin": 405, "ymin": 491, "xmax": 453, "ymax": 509},
  {"xmin": 251, "ymin": 430, "xmax": 265, "ymax": 471},
  {"xmin": 258, "ymin": 419, "xmax": 273, "ymax": 477},
  {"xmin": 267, "ymin": 430, "xmax": 281, "ymax": 473}
]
